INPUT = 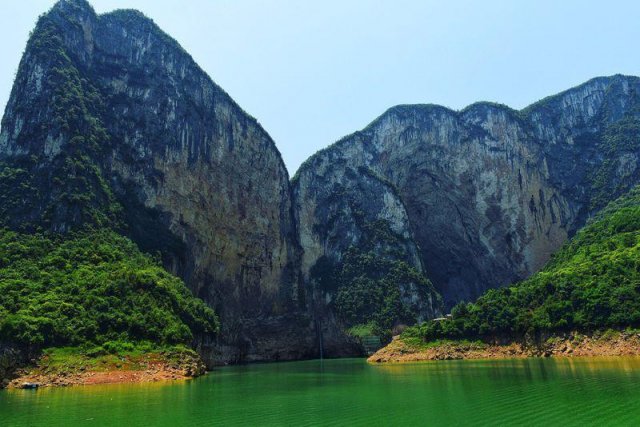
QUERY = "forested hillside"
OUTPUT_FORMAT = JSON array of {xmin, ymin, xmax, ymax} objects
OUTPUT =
[{"xmin": 0, "ymin": 229, "xmax": 218, "ymax": 352}]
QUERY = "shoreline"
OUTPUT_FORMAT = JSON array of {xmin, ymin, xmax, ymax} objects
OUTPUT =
[
  {"xmin": 7, "ymin": 363, "xmax": 201, "ymax": 389},
  {"xmin": 4, "ymin": 349, "xmax": 207, "ymax": 389},
  {"xmin": 368, "ymin": 330, "xmax": 640, "ymax": 363},
  {"xmin": 8, "ymin": 330, "xmax": 640, "ymax": 387}
]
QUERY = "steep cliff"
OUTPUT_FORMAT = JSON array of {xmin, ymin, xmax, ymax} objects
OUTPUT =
[
  {"xmin": 294, "ymin": 164, "xmax": 441, "ymax": 349},
  {"xmin": 294, "ymin": 75, "xmax": 640, "ymax": 310},
  {"xmin": 0, "ymin": 0, "xmax": 313, "ymax": 364}
]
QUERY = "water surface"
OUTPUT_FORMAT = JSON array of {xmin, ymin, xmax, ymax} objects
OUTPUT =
[{"xmin": 2, "ymin": 357, "xmax": 640, "ymax": 426}]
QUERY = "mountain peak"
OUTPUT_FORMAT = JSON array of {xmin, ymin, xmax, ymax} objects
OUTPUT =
[{"xmin": 51, "ymin": 0, "xmax": 95, "ymax": 15}]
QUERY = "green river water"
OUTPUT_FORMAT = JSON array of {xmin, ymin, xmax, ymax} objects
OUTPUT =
[{"xmin": 2, "ymin": 357, "xmax": 640, "ymax": 426}]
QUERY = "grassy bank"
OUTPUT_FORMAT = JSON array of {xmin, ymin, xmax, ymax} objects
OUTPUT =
[
  {"xmin": 7, "ymin": 344, "xmax": 206, "ymax": 388},
  {"xmin": 368, "ymin": 329, "xmax": 640, "ymax": 363}
]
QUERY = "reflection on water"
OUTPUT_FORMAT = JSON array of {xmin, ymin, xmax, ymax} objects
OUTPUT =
[{"xmin": 3, "ymin": 357, "xmax": 640, "ymax": 426}]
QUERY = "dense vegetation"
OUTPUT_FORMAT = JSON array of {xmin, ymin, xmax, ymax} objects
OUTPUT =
[
  {"xmin": 0, "ymin": 229, "xmax": 218, "ymax": 351},
  {"xmin": 404, "ymin": 186, "xmax": 640, "ymax": 342}
]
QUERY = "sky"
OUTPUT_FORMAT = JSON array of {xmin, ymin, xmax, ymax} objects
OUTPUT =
[{"xmin": 0, "ymin": 1, "xmax": 639, "ymax": 174}]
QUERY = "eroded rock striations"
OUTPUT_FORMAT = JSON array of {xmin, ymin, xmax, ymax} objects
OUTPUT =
[
  {"xmin": 0, "ymin": 0, "xmax": 314, "ymax": 364},
  {"xmin": 294, "ymin": 75, "xmax": 640, "ymax": 310}
]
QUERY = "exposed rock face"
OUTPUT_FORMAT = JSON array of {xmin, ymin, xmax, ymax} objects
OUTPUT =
[
  {"xmin": 294, "ymin": 164, "xmax": 440, "ymax": 351},
  {"xmin": 0, "ymin": 0, "xmax": 314, "ymax": 364},
  {"xmin": 296, "ymin": 166, "xmax": 423, "ymax": 280},
  {"xmin": 0, "ymin": 344, "xmax": 26, "ymax": 388},
  {"xmin": 294, "ymin": 75, "xmax": 640, "ymax": 309}
]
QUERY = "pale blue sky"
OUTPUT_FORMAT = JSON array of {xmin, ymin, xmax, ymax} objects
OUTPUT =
[{"xmin": 1, "ymin": 1, "xmax": 639, "ymax": 174}]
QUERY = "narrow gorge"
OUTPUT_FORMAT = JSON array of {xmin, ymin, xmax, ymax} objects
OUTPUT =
[{"xmin": 1, "ymin": 0, "xmax": 639, "ymax": 371}]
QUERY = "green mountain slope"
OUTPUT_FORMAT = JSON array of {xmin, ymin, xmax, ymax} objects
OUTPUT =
[
  {"xmin": 404, "ymin": 186, "xmax": 640, "ymax": 342},
  {"xmin": 0, "ymin": 229, "xmax": 218, "ymax": 351}
]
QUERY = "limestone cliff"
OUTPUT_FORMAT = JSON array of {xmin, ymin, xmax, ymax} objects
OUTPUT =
[
  {"xmin": 294, "ymin": 164, "xmax": 441, "ymax": 349},
  {"xmin": 0, "ymin": 0, "xmax": 314, "ymax": 364},
  {"xmin": 294, "ymin": 75, "xmax": 640, "ymax": 310}
]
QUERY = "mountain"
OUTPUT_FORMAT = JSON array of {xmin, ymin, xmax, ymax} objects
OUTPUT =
[
  {"xmin": 293, "ymin": 75, "xmax": 640, "ymax": 311},
  {"xmin": 2, "ymin": 0, "xmax": 640, "ymax": 369},
  {"xmin": 0, "ymin": 0, "xmax": 313, "ymax": 364}
]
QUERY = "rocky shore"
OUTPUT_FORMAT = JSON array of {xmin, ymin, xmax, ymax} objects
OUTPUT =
[
  {"xmin": 4, "ymin": 350, "xmax": 207, "ymax": 389},
  {"xmin": 368, "ymin": 330, "xmax": 640, "ymax": 363}
]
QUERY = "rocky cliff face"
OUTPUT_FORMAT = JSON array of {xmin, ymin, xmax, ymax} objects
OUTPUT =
[
  {"xmin": 294, "ymin": 164, "xmax": 441, "ymax": 350},
  {"xmin": 0, "ymin": 0, "xmax": 314, "ymax": 364},
  {"xmin": 295, "ymin": 166, "xmax": 423, "ymax": 280},
  {"xmin": 294, "ymin": 75, "xmax": 640, "ymax": 309}
]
